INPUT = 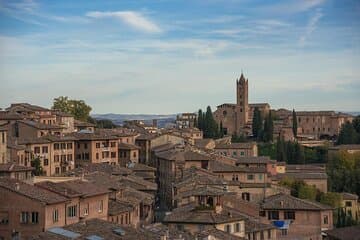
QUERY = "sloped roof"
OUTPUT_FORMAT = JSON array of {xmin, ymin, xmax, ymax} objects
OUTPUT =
[
  {"xmin": 262, "ymin": 193, "xmax": 332, "ymax": 211},
  {"xmin": 156, "ymin": 148, "xmax": 213, "ymax": 162},
  {"xmin": 325, "ymin": 225, "xmax": 360, "ymax": 240},
  {"xmin": 163, "ymin": 204, "xmax": 246, "ymax": 224},
  {"xmin": 215, "ymin": 142, "xmax": 256, "ymax": 149},
  {"xmin": 0, "ymin": 177, "xmax": 69, "ymax": 204},
  {"xmin": 0, "ymin": 163, "xmax": 34, "ymax": 172}
]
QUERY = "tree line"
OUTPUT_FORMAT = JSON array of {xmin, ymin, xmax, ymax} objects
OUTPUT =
[
  {"xmin": 337, "ymin": 116, "xmax": 360, "ymax": 145},
  {"xmin": 196, "ymin": 106, "xmax": 223, "ymax": 139},
  {"xmin": 252, "ymin": 107, "xmax": 274, "ymax": 142}
]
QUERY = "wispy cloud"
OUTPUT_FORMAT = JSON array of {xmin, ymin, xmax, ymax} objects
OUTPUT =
[
  {"xmin": 266, "ymin": 0, "xmax": 326, "ymax": 14},
  {"xmin": 86, "ymin": 11, "xmax": 162, "ymax": 33},
  {"xmin": 299, "ymin": 8, "xmax": 323, "ymax": 46}
]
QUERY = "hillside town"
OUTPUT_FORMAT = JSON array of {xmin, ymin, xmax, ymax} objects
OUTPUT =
[{"xmin": 0, "ymin": 74, "xmax": 359, "ymax": 240}]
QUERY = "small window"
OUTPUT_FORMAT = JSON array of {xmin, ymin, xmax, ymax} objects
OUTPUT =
[
  {"xmin": 324, "ymin": 215, "xmax": 328, "ymax": 224},
  {"xmin": 34, "ymin": 147, "xmax": 40, "ymax": 154},
  {"xmin": 31, "ymin": 212, "xmax": 39, "ymax": 223},
  {"xmin": 110, "ymin": 142, "xmax": 116, "ymax": 147},
  {"xmin": 42, "ymin": 146, "xmax": 48, "ymax": 153},
  {"xmin": 345, "ymin": 201, "xmax": 352, "ymax": 207},
  {"xmin": 267, "ymin": 229, "xmax": 271, "ymax": 239},
  {"xmin": 54, "ymin": 155, "xmax": 59, "ymax": 162},
  {"xmin": 67, "ymin": 143, "xmax": 72, "ymax": 149},
  {"xmin": 268, "ymin": 211, "xmax": 279, "ymax": 220},
  {"xmin": 44, "ymin": 159, "xmax": 49, "ymax": 166},
  {"xmin": 99, "ymin": 200, "xmax": 103, "ymax": 213},
  {"xmin": 235, "ymin": 223, "xmax": 241, "ymax": 232},
  {"xmin": 55, "ymin": 167, "xmax": 60, "ymax": 174},
  {"xmin": 284, "ymin": 211, "xmax": 295, "ymax": 220},
  {"xmin": 20, "ymin": 212, "xmax": 29, "ymax": 223},
  {"xmin": 67, "ymin": 205, "xmax": 77, "ymax": 217},
  {"xmin": 96, "ymin": 142, "xmax": 100, "ymax": 148},
  {"xmin": 225, "ymin": 224, "xmax": 231, "ymax": 233},
  {"xmin": 247, "ymin": 174, "xmax": 254, "ymax": 180},
  {"xmin": 53, "ymin": 209, "xmax": 59, "ymax": 222}
]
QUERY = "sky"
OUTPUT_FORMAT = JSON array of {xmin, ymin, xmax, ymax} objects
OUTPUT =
[{"xmin": 0, "ymin": 0, "xmax": 359, "ymax": 114}]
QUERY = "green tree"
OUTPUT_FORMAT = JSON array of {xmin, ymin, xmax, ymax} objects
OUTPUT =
[
  {"xmin": 294, "ymin": 142, "xmax": 305, "ymax": 164},
  {"xmin": 276, "ymin": 136, "xmax": 287, "ymax": 162},
  {"xmin": 292, "ymin": 109, "xmax": 298, "ymax": 138},
  {"xmin": 197, "ymin": 109, "xmax": 203, "ymax": 131},
  {"xmin": 337, "ymin": 121, "xmax": 358, "ymax": 145},
  {"xmin": 262, "ymin": 112, "xmax": 274, "ymax": 142},
  {"xmin": 31, "ymin": 157, "xmax": 43, "ymax": 176},
  {"xmin": 52, "ymin": 96, "xmax": 92, "ymax": 122},
  {"xmin": 319, "ymin": 192, "xmax": 342, "ymax": 208},
  {"xmin": 219, "ymin": 121, "xmax": 224, "ymax": 138},
  {"xmin": 252, "ymin": 107, "xmax": 262, "ymax": 139},
  {"xmin": 298, "ymin": 184, "xmax": 317, "ymax": 201}
]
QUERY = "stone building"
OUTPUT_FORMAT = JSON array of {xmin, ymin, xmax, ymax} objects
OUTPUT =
[
  {"xmin": 0, "ymin": 125, "xmax": 7, "ymax": 164},
  {"xmin": 260, "ymin": 193, "xmax": 333, "ymax": 239},
  {"xmin": 214, "ymin": 142, "xmax": 258, "ymax": 158},
  {"xmin": 214, "ymin": 74, "xmax": 270, "ymax": 136}
]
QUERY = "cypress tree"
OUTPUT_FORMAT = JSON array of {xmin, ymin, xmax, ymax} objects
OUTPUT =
[
  {"xmin": 252, "ymin": 107, "xmax": 262, "ymax": 139},
  {"xmin": 263, "ymin": 112, "xmax": 274, "ymax": 142},
  {"xmin": 292, "ymin": 109, "xmax": 298, "ymax": 138},
  {"xmin": 219, "ymin": 121, "xmax": 224, "ymax": 138},
  {"xmin": 197, "ymin": 109, "xmax": 203, "ymax": 131},
  {"xmin": 337, "ymin": 121, "xmax": 358, "ymax": 145}
]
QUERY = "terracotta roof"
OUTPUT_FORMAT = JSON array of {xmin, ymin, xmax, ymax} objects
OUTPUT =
[
  {"xmin": 118, "ymin": 142, "xmax": 140, "ymax": 150},
  {"xmin": 8, "ymin": 103, "xmax": 50, "ymax": 112},
  {"xmin": 175, "ymin": 167, "xmax": 228, "ymax": 188},
  {"xmin": 196, "ymin": 228, "xmax": 245, "ymax": 240},
  {"xmin": 156, "ymin": 148, "xmax": 213, "ymax": 162},
  {"xmin": 70, "ymin": 132, "xmax": 118, "ymax": 140},
  {"xmin": 63, "ymin": 163, "xmax": 132, "ymax": 176},
  {"xmin": 175, "ymin": 185, "xmax": 234, "ymax": 199},
  {"xmin": 120, "ymin": 175, "xmax": 157, "ymax": 191},
  {"xmin": 0, "ymin": 177, "xmax": 69, "ymax": 204},
  {"xmin": 35, "ymin": 179, "xmax": 110, "ymax": 198},
  {"xmin": 33, "ymin": 218, "xmax": 160, "ymax": 240},
  {"xmin": 127, "ymin": 163, "xmax": 156, "ymax": 172},
  {"xmin": 262, "ymin": 193, "xmax": 333, "ymax": 211},
  {"xmin": 163, "ymin": 204, "xmax": 247, "ymax": 224},
  {"xmin": 211, "ymin": 160, "xmax": 267, "ymax": 173},
  {"xmin": 276, "ymin": 172, "xmax": 328, "ymax": 180},
  {"xmin": 0, "ymin": 111, "xmax": 24, "ymax": 120},
  {"xmin": 194, "ymin": 138, "xmax": 215, "ymax": 149},
  {"xmin": 144, "ymin": 223, "xmax": 193, "ymax": 240},
  {"xmin": 285, "ymin": 164, "xmax": 326, "ymax": 172},
  {"xmin": 235, "ymin": 156, "xmax": 274, "ymax": 164},
  {"xmin": 341, "ymin": 192, "xmax": 358, "ymax": 200},
  {"xmin": 83, "ymin": 172, "xmax": 126, "ymax": 191},
  {"xmin": 325, "ymin": 225, "xmax": 360, "ymax": 240},
  {"xmin": 17, "ymin": 135, "xmax": 76, "ymax": 145},
  {"xmin": 329, "ymin": 144, "xmax": 360, "ymax": 150},
  {"xmin": 19, "ymin": 120, "xmax": 63, "ymax": 130},
  {"xmin": 245, "ymin": 219, "xmax": 275, "ymax": 233},
  {"xmin": 215, "ymin": 142, "xmax": 256, "ymax": 149},
  {"xmin": 0, "ymin": 163, "xmax": 34, "ymax": 172},
  {"xmin": 122, "ymin": 187, "xmax": 154, "ymax": 205},
  {"xmin": 136, "ymin": 133, "xmax": 158, "ymax": 140},
  {"xmin": 108, "ymin": 199, "xmax": 134, "ymax": 216}
]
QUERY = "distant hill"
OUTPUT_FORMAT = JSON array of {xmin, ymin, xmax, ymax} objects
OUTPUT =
[{"xmin": 91, "ymin": 113, "xmax": 177, "ymax": 127}]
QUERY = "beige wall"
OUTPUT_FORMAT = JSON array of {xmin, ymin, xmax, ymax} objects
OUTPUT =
[{"xmin": 75, "ymin": 139, "xmax": 118, "ymax": 166}]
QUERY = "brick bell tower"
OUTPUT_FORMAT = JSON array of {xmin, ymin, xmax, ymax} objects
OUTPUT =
[{"xmin": 236, "ymin": 73, "xmax": 249, "ymax": 133}]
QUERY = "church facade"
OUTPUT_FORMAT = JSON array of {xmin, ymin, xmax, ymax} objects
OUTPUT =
[{"xmin": 213, "ymin": 74, "xmax": 270, "ymax": 136}]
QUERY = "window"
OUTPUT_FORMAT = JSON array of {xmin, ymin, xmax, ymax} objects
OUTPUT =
[
  {"xmin": 96, "ymin": 153, "xmax": 99, "ymax": 160},
  {"xmin": 55, "ymin": 167, "xmax": 60, "ymax": 174},
  {"xmin": 242, "ymin": 192, "xmax": 250, "ymax": 201},
  {"xmin": 20, "ymin": 212, "xmax": 29, "ymax": 223},
  {"xmin": 84, "ymin": 153, "xmax": 89, "ymax": 160},
  {"xmin": 284, "ymin": 211, "xmax": 295, "ymax": 220},
  {"xmin": 1, "ymin": 132, "xmax": 4, "ymax": 143},
  {"xmin": 260, "ymin": 231, "xmax": 264, "ymax": 240},
  {"xmin": 44, "ymin": 159, "xmax": 49, "ymax": 166},
  {"xmin": 247, "ymin": 174, "xmax": 254, "ymax": 180},
  {"xmin": 225, "ymin": 224, "xmax": 231, "ymax": 233},
  {"xmin": 281, "ymin": 229, "xmax": 288, "ymax": 236},
  {"xmin": 61, "ymin": 155, "xmax": 66, "ymax": 162},
  {"xmin": 258, "ymin": 174, "xmax": 263, "ymax": 180},
  {"xmin": 324, "ymin": 215, "xmax": 328, "ymax": 224},
  {"xmin": 233, "ymin": 151, "xmax": 237, "ymax": 156},
  {"xmin": 240, "ymin": 151, "xmax": 245, "ymax": 156},
  {"xmin": 53, "ymin": 209, "xmax": 59, "ymax": 222},
  {"xmin": 67, "ymin": 205, "xmax": 77, "ymax": 217},
  {"xmin": 96, "ymin": 142, "xmax": 100, "ymax": 148},
  {"xmin": 267, "ymin": 229, "xmax": 271, "ymax": 239},
  {"xmin": 111, "ymin": 152, "xmax": 116, "ymax": 158},
  {"xmin": 84, "ymin": 143, "xmax": 88, "ymax": 149},
  {"xmin": 133, "ymin": 152, "xmax": 137, "ymax": 158},
  {"xmin": 77, "ymin": 143, "xmax": 80, "ymax": 149},
  {"xmin": 345, "ymin": 201, "xmax": 352, "ymax": 207},
  {"xmin": 235, "ymin": 223, "xmax": 241, "ymax": 232},
  {"xmin": 67, "ymin": 143, "xmax": 72, "ymax": 149},
  {"xmin": 34, "ymin": 147, "xmax": 40, "ymax": 154},
  {"xmin": 110, "ymin": 142, "xmax": 116, "ymax": 147},
  {"xmin": 54, "ymin": 155, "xmax": 59, "ymax": 162},
  {"xmin": 31, "ymin": 212, "xmax": 39, "ymax": 223},
  {"xmin": 99, "ymin": 200, "xmax": 103, "ymax": 213},
  {"xmin": 259, "ymin": 211, "xmax": 266, "ymax": 217},
  {"xmin": 67, "ymin": 154, "xmax": 72, "ymax": 161},
  {"xmin": 42, "ymin": 146, "xmax": 48, "ymax": 153},
  {"xmin": 0, "ymin": 211, "xmax": 9, "ymax": 224},
  {"xmin": 268, "ymin": 211, "xmax": 279, "ymax": 220},
  {"xmin": 84, "ymin": 204, "xmax": 89, "ymax": 216}
]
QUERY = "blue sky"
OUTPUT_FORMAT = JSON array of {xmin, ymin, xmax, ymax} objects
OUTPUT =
[{"xmin": 0, "ymin": 0, "xmax": 359, "ymax": 114}]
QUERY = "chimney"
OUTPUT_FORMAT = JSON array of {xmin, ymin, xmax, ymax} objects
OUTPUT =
[{"xmin": 15, "ymin": 183, "xmax": 20, "ymax": 191}]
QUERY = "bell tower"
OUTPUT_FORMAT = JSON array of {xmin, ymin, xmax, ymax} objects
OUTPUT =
[{"xmin": 236, "ymin": 73, "xmax": 249, "ymax": 132}]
